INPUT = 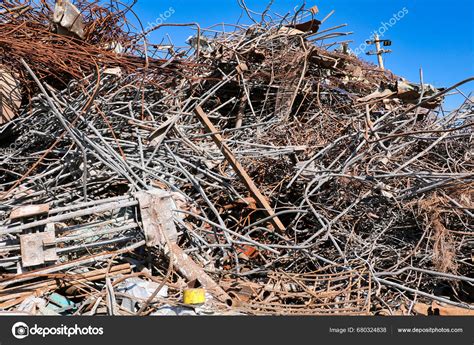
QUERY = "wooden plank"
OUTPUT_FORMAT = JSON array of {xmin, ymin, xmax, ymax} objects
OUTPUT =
[
  {"xmin": 194, "ymin": 105, "xmax": 286, "ymax": 234},
  {"xmin": 10, "ymin": 203, "xmax": 50, "ymax": 220},
  {"xmin": 0, "ymin": 264, "xmax": 131, "ymax": 305}
]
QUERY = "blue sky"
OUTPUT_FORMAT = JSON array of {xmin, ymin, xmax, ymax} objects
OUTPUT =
[{"xmin": 132, "ymin": 0, "xmax": 474, "ymax": 110}]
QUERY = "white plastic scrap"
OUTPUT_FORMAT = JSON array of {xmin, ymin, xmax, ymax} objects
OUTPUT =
[
  {"xmin": 151, "ymin": 305, "xmax": 197, "ymax": 316},
  {"xmin": 16, "ymin": 296, "xmax": 59, "ymax": 315},
  {"xmin": 186, "ymin": 36, "xmax": 213, "ymax": 53},
  {"xmin": 116, "ymin": 277, "xmax": 168, "ymax": 311}
]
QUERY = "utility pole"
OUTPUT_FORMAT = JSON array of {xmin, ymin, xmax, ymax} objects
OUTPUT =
[
  {"xmin": 374, "ymin": 34, "xmax": 384, "ymax": 69},
  {"xmin": 366, "ymin": 34, "xmax": 392, "ymax": 70}
]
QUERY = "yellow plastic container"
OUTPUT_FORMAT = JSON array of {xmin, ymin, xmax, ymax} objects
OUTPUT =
[{"xmin": 183, "ymin": 288, "xmax": 206, "ymax": 305}]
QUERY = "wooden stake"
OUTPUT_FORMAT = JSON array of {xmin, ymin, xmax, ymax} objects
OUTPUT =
[{"xmin": 194, "ymin": 105, "xmax": 286, "ymax": 234}]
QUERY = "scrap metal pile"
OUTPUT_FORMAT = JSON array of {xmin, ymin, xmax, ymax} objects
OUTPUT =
[{"xmin": 0, "ymin": 0, "xmax": 473, "ymax": 316}]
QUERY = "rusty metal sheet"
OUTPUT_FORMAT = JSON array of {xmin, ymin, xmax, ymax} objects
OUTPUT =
[
  {"xmin": 53, "ymin": 0, "xmax": 86, "ymax": 39},
  {"xmin": 309, "ymin": 6, "xmax": 319, "ymax": 15},
  {"xmin": 286, "ymin": 19, "xmax": 321, "ymax": 34}
]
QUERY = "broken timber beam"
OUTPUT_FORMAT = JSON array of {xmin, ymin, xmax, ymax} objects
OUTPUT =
[
  {"xmin": 168, "ymin": 242, "xmax": 231, "ymax": 305},
  {"xmin": 194, "ymin": 105, "xmax": 286, "ymax": 234},
  {"xmin": 10, "ymin": 203, "xmax": 50, "ymax": 221}
]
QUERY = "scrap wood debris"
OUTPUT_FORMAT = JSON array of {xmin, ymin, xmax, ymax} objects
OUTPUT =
[{"xmin": 0, "ymin": 0, "xmax": 473, "ymax": 316}]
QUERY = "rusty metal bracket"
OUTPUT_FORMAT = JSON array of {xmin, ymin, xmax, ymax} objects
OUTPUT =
[
  {"xmin": 135, "ymin": 189, "xmax": 178, "ymax": 247},
  {"xmin": 20, "ymin": 227, "xmax": 57, "ymax": 268}
]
